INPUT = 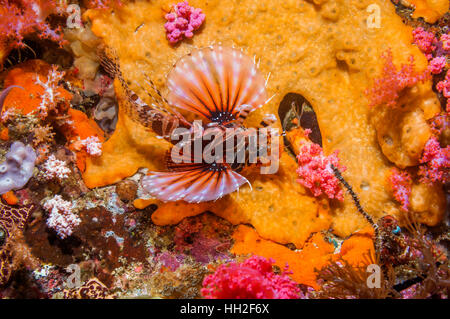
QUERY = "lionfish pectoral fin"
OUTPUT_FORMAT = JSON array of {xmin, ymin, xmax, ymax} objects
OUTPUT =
[
  {"xmin": 99, "ymin": 47, "xmax": 185, "ymax": 139},
  {"xmin": 166, "ymin": 46, "xmax": 268, "ymax": 124},
  {"xmin": 142, "ymin": 164, "xmax": 249, "ymax": 203}
]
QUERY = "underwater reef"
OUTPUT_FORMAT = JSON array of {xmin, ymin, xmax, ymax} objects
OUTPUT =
[{"xmin": 0, "ymin": 0, "xmax": 448, "ymax": 299}]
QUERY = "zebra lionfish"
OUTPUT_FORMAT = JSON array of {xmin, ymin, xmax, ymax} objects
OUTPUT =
[{"xmin": 101, "ymin": 46, "xmax": 278, "ymax": 203}]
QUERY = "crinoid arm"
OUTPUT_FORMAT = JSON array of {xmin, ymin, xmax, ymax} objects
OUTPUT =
[{"xmin": 331, "ymin": 163, "xmax": 381, "ymax": 254}]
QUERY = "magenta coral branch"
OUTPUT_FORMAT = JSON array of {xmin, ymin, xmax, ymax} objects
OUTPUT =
[
  {"xmin": 201, "ymin": 256, "xmax": 300, "ymax": 299},
  {"xmin": 412, "ymin": 27, "xmax": 437, "ymax": 60},
  {"xmin": 428, "ymin": 56, "xmax": 446, "ymax": 75},
  {"xmin": 365, "ymin": 49, "xmax": 429, "ymax": 108},
  {"xmin": 418, "ymin": 137, "xmax": 450, "ymax": 184},
  {"xmin": 164, "ymin": 1, "xmax": 205, "ymax": 44},
  {"xmin": 441, "ymin": 34, "xmax": 450, "ymax": 52}
]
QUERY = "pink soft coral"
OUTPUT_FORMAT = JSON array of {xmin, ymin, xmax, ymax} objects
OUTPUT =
[
  {"xmin": 428, "ymin": 56, "xmax": 446, "ymax": 75},
  {"xmin": 365, "ymin": 49, "xmax": 429, "ymax": 108},
  {"xmin": 388, "ymin": 168, "xmax": 412, "ymax": 212},
  {"xmin": 164, "ymin": 1, "xmax": 205, "ymax": 44},
  {"xmin": 441, "ymin": 34, "xmax": 450, "ymax": 52},
  {"xmin": 418, "ymin": 137, "xmax": 450, "ymax": 184},
  {"xmin": 436, "ymin": 70, "xmax": 450, "ymax": 112},
  {"xmin": 412, "ymin": 27, "xmax": 437, "ymax": 60},
  {"xmin": 201, "ymin": 256, "xmax": 300, "ymax": 299},
  {"xmin": 296, "ymin": 142, "xmax": 345, "ymax": 201}
]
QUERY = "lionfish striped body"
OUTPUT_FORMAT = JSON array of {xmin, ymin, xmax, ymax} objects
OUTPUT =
[{"xmin": 102, "ymin": 46, "xmax": 275, "ymax": 203}]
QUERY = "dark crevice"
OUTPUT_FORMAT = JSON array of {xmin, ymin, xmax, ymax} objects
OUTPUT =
[{"xmin": 278, "ymin": 93, "xmax": 323, "ymax": 156}]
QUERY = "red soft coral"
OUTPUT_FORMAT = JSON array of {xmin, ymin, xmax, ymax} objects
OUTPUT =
[
  {"xmin": 0, "ymin": 0, "xmax": 66, "ymax": 67},
  {"xmin": 418, "ymin": 137, "xmax": 450, "ymax": 184},
  {"xmin": 436, "ymin": 70, "xmax": 450, "ymax": 112},
  {"xmin": 441, "ymin": 34, "xmax": 450, "ymax": 52},
  {"xmin": 388, "ymin": 168, "xmax": 412, "ymax": 212},
  {"xmin": 296, "ymin": 142, "xmax": 345, "ymax": 201},
  {"xmin": 365, "ymin": 49, "xmax": 429, "ymax": 108},
  {"xmin": 201, "ymin": 256, "xmax": 300, "ymax": 299}
]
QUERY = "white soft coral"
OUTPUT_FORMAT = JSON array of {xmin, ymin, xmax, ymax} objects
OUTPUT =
[
  {"xmin": 43, "ymin": 195, "xmax": 80, "ymax": 239},
  {"xmin": 34, "ymin": 66, "xmax": 65, "ymax": 119},
  {"xmin": 42, "ymin": 155, "xmax": 71, "ymax": 180},
  {"xmin": 80, "ymin": 136, "xmax": 102, "ymax": 156}
]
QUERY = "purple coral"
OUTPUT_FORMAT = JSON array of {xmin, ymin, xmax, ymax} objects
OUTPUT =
[
  {"xmin": 201, "ymin": 256, "xmax": 300, "ymax": 299},
  {"xmin": 164, "ymin": 1, "xmax": 205, "ymax": 44}
]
